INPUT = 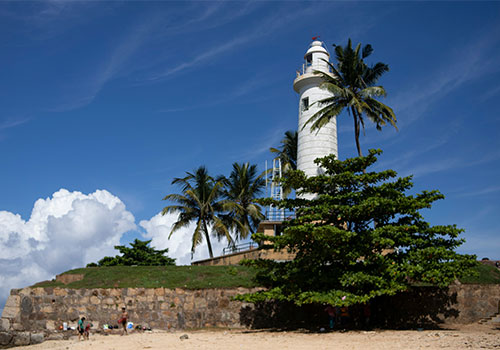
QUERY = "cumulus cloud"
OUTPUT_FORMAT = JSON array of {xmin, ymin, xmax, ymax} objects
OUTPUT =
[
  {"xmin": 0, "ymin": 188, "xmax": 136, "ymax": 314},
  {"xmin": 140, "ymin": 212, "xmax": 229, "ymax": 266}
]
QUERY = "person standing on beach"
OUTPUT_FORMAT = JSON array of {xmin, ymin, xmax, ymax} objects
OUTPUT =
[
  {"xmin": 119, "ymin": 307, "xmax": 128, "ymax": 335},
  {"xmin": 77, "ymin": 316, "xmax": 86, "ymax": 341},
  {"xmin": 324, "ymin": 305, "xmax": 336, "ymax": 330}
]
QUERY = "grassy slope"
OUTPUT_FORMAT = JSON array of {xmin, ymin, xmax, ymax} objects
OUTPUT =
[
  {"xmin": 30, "ymin": 263, "xmax": 499, "ymax": 290},
  {"xmin": 459, "ymin": 263, "xmax": 500, "ymax": 284},
  {"xmin": 32, "ymin": 265, "xmax": 259, "ymax": 289}
]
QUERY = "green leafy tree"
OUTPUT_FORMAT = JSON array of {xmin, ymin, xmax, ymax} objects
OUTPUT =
[
  {"xmin": 162, "ymin": 166, "xmax": 232, "ymax": 258},
  {"xmin": 305, "ymin": 39, "xmax": 397, "ymax": 157},
  {"xmin": 219, "ymin": 162, "xmax": 266, "ymax": 241},
  {"xmin": 88, "ymin": 239, "xmax": 175, "ymax": 266},
  {"xmin": 240, "ymin": 150, "xmax": 477, "ymax": 306}
]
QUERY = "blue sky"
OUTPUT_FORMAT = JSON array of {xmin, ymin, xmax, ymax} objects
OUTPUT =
[{"xmin": 1, "ymin": 1, "xmax": 499, "ymax": 311}]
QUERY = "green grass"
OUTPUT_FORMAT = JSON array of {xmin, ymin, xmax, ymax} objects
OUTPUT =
[
  {"xmin": 459, "ymin": 263, "xmax": 500, "ymax": 284},
  {"xmin": 31, "ymin": 262, "xmax": 499, "ymax": 290},
  {"xmin": 32, "ymin": 265, "xmax": 259, "ymax": 289}
]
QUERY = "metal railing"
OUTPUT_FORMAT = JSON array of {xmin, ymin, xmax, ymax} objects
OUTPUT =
[
  {"xmin": 265, "ymin": 208, "xmax": 296, "ymax": 221},
  {"xmin": 222, "ymin": 241, "xmax": 259, "ymax": 255},
  {"xmin": 297, "ymin": 62, "xmax": 333, "ymax": 76}
]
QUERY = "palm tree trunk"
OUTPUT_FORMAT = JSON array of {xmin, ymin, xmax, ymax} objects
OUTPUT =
[
  {"xmin": 351, "ymin": 106, "xmax": 363, "ymax": 157},
  {"xmin": 203, "ymin": 220, "xmax": 214, "ymax": 258}
]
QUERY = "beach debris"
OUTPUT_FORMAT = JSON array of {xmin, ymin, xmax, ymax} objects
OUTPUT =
[{"xmin": 180, "ymin": 334, "xmax": 189, "ymax": 340}]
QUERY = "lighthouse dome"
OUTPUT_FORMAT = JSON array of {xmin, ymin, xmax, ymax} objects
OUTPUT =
[{"xmin": 304, "ymin": 40, "xmax": 329, "ymax": 58}]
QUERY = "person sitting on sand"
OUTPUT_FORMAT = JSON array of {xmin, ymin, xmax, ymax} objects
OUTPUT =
[
  {"xmin": 78, "ymin": 316, "xmax": 86, "ymax": 341},
  {"xmin": 119, "ymin": 307, "xmax": 128, "ymax": 335}
]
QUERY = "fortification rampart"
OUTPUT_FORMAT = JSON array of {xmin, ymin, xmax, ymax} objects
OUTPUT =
[
  {"xmin": 0, "ymin": 287, "xmax": 260, "ymax": 348},
  {"xmin": 0, "ymin": 284, "xmax": 499, "ymax": 348}
]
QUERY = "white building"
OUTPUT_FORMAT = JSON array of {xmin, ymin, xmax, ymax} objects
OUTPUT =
[{"xmin": 293, "ymin": 40, "xmax": 338, "ymax": 178}]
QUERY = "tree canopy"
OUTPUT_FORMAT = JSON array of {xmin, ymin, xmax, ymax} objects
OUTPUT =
[
  {"xmin": 270, "ymin": 130, "xmax": 298, "ymax": 172},
  {"xmin": 162, "ymin": 166, "xmax": 231, "ymax": 259},
  {"xmin": 239, "ymin": 150, "xmax": 477, "ymax": 306},
  {"xmin": 88, "ymin": 239, "xmax": 176, "ymax": 266},
  {"xmin": 218, "ymin": 162, "xmax": 266, "ymax": 241}
]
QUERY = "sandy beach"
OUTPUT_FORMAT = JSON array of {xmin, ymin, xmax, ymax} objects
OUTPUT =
[{"xmin": 12, "ymin": 324, "xmax": 499, "ymax": 350}]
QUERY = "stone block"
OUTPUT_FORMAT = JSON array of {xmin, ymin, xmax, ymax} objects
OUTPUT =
[
  {"xmin": 31, "ymin": 333, "xmax": 45, "ymax": 344},
  {"xmin": 0, "ymin": 332, "xmax": 13, "ymax": 346},
  {"xmin": 77, "ymin": 306, "xmax": 87, "ymax": 313},
  {"xmin": 154, "ymin": 288, "xmax": 165, "ymax": 296},
  {"xmin": 104, "ymin": 298, "xmax": 114, "ymax": 305},
  {"xmin": 136, "ymin": 296, "xmax": 147, "ymax": 303},
  {"xmin": 46, "ymin": 333, "xmax": 64, "ymax": 341},
  {"xmin": 3, "ymin": 295, "xmax": 20, "ymax": 309},
  {"xmin": 0, "ymin": 318, "xmax": 10, "ymax": 331},
  {"xmin": 13, "ymin": 331, "xmax": 30, "ymax": 346},
  {"xmin": 90, "ymin": 296, "xmax": 100, "ymax": 305},
  {"xmin": 124, "ymin": 297, "xmax": 134, "ymax": 307},
  {"xmin": 12, "ymin": 323, "xmax": 24, "ymax": 331},
  {"xmin": 34, "ymin": 288, "xmax": 47, "ymax": 296},
  {"xmin": 110, "ymin": 289, "xmax": 121, "ymax": 297},
  {"xmin": 40, "ymin": 305, "xmax": 54, "ymax": 313},
  {"xmin": 54, "ymin": 288, "xmax": 68, "ymax": 297},
  {"xmin": 45, "ymin": 320, "xmax": 56, "ymax": 330},
  {"xmin": 18, "ymin": 289, "xmax": 32, "ymax": 296},
  {"xmin": 2, "ymin": 306, "xmax": 19, "ymax": 320},
  {"xmin": 194, "ymin": 297, "xmax": 208, "ymax": 309}
]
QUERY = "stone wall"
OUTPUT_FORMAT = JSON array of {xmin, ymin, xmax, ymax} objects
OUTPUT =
[
  {"xmin": 0, "ymin": 287, "xmax": 260, "ymax": 348},
  {"xmin": 0, "ymin": 284, "xmax": 499, "ymax": 347}
]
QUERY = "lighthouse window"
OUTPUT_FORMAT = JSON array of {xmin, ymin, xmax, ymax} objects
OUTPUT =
[
  {"xmin": 302, "ymin": 97, "xmax": 309, "ymax": 111},
  {"xmin": 306, "ymin": 54, "xmax": 312, "ymax": 65}
]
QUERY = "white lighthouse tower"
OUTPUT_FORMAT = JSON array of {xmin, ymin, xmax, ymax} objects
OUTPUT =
[{"xmin": 293, "ymin": 40, "xmax": 338, "ymax": 179}]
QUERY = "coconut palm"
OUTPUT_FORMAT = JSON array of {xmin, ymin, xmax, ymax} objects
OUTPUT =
[
  {"xmin": 270, "ymin": 130, "xmax": 297, "ymax": 197},
  {"xmin": 162, "ymin": 166, "xmax": 232, "ymax": 258},
  {"xmin": 305, "ymin": 39, "xmax": 397, "ymax": 157},
  {"xmin": 270, "ymin": 130, "xmax": 298, "ymax": 172},
  {"xmin": 219, "ymin": 162, "xmax": 266, "ymax": 241}
]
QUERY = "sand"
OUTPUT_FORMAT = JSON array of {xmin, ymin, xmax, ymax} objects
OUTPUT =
[{"xmin": 13, "ymin": 324, "xmax": 500, "ymax": 350}]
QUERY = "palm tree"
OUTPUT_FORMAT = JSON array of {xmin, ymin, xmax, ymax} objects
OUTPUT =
[
  {"xmin": 270, "ymin": 130, "xmax": 297, "ymax": 197},
  {"xmin": 270, "ymin": 130, "xmax": 298, "ymax": 172},
  {"xmin": 162, "ymin": 166, "xmax": 232, "ymax": 259},
  {"xmin": 305, "ymin": 39, "xmax": 397, "ymax": 157},
  {"xmin": 219, "ymin": 163, "xmax": 266, "ymax": 241}
]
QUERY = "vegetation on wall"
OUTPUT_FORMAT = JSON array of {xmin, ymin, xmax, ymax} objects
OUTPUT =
[
  {"xmin": 238, "ymin": 150, "xmax": 478, "ymax": 306},
  {"xmin": 33, "ymin": 265, "xmax": 258, "ymax": 289},
  {"xmin": 86, "ymin": 239, "xmax": 175, "ymax": 267}
]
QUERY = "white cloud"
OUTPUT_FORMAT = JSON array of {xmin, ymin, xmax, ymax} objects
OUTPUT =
[
  {"xmin": 0, "ymin": 188, "xmax": 136, "ymax": 315},
  {"xmin": 140, "ymin": 212, "xmax": 229, "ymax": 266}
]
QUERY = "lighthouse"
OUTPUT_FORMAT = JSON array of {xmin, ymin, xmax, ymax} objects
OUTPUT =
[{"xmin": 293, "ymin": 40, "xmax": 338, "ymax": 178}]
